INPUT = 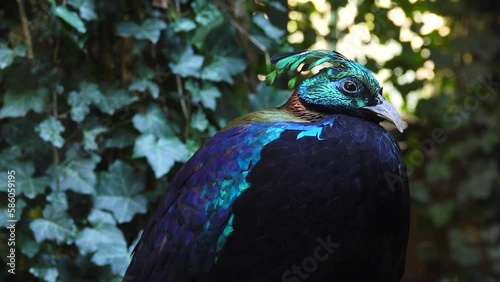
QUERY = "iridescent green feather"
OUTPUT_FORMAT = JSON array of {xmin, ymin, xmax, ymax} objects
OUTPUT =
[{"xmin": 265, "ymin": 50, "xmax": 351, "ymax": 88}]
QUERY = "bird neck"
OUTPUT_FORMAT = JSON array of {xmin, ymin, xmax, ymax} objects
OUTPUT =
[{"xmin": 279, "ymin": 92, "xmax": 328, "ymax": 122}]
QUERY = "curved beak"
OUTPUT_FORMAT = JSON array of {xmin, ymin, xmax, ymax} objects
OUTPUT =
[{"xmin": 364, "ymin": 89, "xmax": 405, "ymax": 133}]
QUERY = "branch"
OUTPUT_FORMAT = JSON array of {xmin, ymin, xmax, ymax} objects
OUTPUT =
[{"xmin": 16, "ymin": 0, "xmax": 34, "ymax": 59}]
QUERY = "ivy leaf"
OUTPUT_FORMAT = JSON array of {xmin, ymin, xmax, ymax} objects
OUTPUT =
[
  {"xmin": 186, "ymin": 80, "xmax": 221, "ymax": 110},
  {"xmin": 94, "ymin": 160, "xmax": 146, "ymax": 223},
  {"xmin": 50, "ymin": 144, "xmax": 100, "ymax": 194},
  {"xmin": 103, "ymin": 127, "xmax": 136, "ymax": 149},
  {"xmin": 29, "ymin": 204, "xmax": 76, "ymax": 244},
  {"xmin": 249, "ymin": 82, "xmax": 290, "ymax": 110},
  {"xmin": 129, "ymin": 66, "xmax": 160, "ymax": 98},
  {"xmin": 132, "ymin": 104, "xmax": 175, "ymax": 138},
  {"xmin": 68, "ymin": 0, "xmax": 97, "ymax": 21},
  {"xmin": 191, "ymin": 108, "xmax": 208, "ymax": 131},
  {"xmin": 54, "ymin": 6, "xmax": 87, "ymax": 33},
  {"xmin": 133, "ymin": 134, "xmax": 188, "ymax": 178},
  {"xmin": 0, "ymin": 88, "xmax": 48, "ymax": 118},
  {"xmin": 91, "ymin": 239, "xmax": 130, "ymax": 276},
  {"xmin": 67, "ymin": 82, "xmax": 102, "ymax": 122},
  {"xmin": 0, "ymin": 43, "xmax": 26, "ymax": 69},
  {"xmin": 95, "ymin": 87, "xmax": 137, "ymax": 115},
  {"xmin": 201, "ymin": 56, "xmax": 246, "ymax": 83},
  {"xmin": 169, "ymin": 47, "xmax": 204, "ymax": 78},
  {"xmin": 0, "ymin": 198, "xmax": 25, "ymax": 227},
  {"xmin": 172, "ymin": 18, "xmax": 197, "ymax": 32},
  {"xmin": 47, "ymin": 192, "xmax": 69, "ymax": 209},
  {"xmin": 75, "ymin": 210, "xmax": 124, "ymax": 255},
  {"xmin": 35, "ymin": 117, "xmax": 65, "ymax": 148},
  {"xmin": 253, "ymin": 13, "xmax": 285, "ymax": 42},
  {"xmin": 192, "ymin": 1, "xmax": 221, "ymax": 26},
  {"xmin": 117, "ymin": 19, "xmax": 167, "ymax": 43},
  {"xmin": 0, "ymin": 161, "xmax": 50, "ymax": 199},
  {"xmin": 29, "ymin": 267, "xmax": 59, "ymax": 282},
  {"xmin": 82, "ymin": 126, "xmax": 108, "ymax": 151}
]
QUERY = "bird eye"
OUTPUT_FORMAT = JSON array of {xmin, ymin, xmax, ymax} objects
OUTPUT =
[{"xmin": 342, "ymin": 80, "xmax": 357, "ymax": 94}]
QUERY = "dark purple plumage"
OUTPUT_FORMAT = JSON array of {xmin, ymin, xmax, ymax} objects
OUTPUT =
[{"xmin": 124, "ymin": 50, "xmax": 410, "ymax": 282}]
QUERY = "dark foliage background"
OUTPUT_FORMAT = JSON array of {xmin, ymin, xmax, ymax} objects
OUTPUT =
[{"xmin": 0, "ymin": 0, "xmax": 498, "ymax": 281}]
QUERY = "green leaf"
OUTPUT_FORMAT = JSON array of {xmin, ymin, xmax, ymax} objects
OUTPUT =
[
  {"xmin": 54, "ymin": 6, "xmax": 87, "ymax": 33},
  {"xmin": 0, "ymin": 198, "xmax": 25, "ymax": 227},
  {"xmin": 91, "ymin": 240, "xmax": 130, "ymax": 276},
  {"xmin": 95, "ymin": 86, "xmax": 137, "ymax": 115},
  {"xmin": 82, "ymin": 126, "xmax": 108, "ymax": 151},
  {"xmin": 172, "ymin": 18, "xmax": 197, "ymax": 32},
  {"xmin": 249, "ymin": 82, "xmax": 291, "ymax": 110},
  {"xmin": 0, "ymin": 161, "xmax": 50, "ymax": 199},
  {"xmin": 430, "ymin": 201, "xmax": 456, "ymax": 227},
  {"xmin": 67, "ymin": 82, "xmax": 102, "ymax": 122},
  {"xmin": 95, "ymin": 161, "xmax": 146, "ymax": 223},
  {"xmin": 0, "ymin": 43, "xmax": 26, "ymax": 69},
  {"xmin": 252, "ymin": 13, "xmax": 285, "ymax": 42},
  {"xmin": 0, "ymin": 88, "xmax": 48, "ymax": 118},
  {"xmin": 47, "ymin": 192, "xmax": 69, "ymax": 209},
  {"xmin": 29, "ymin": 204, "xmax": 76, "ymax": 244},
  {"xmin": 51, "ymin": 145, "xmax": 100, "ymax": 194},
  {"xmin": 169, "ymin": 47, "xmax": 204, "ymax": 78},
  {"xmin": 103, "ymin": 127, "xmax": 136, "ymax": 149},
  {"xmin": 201, "ymin": 56, "xmax": 246, "ymax": 83},
  {"xmin": 19, "ymin": 237, "xmax": 40, "ymax": 259},
  {"xmin": 75, "ymin": 210, "xmax": 125, "ymax": 255},
  {"xmin": 29, "ymin": 267, "xmax": 58, "ymax": 282},
  {"xmin": 191, "ymin": 108, "xmax": 209, "ymax": 131},
  {"xmin": 68, "ymin": 0, "xmax": 97, "ymax": 21},
  {"xmin": 132, "ymin": 104, "xmax": 175, "ymax": 137},
  {"xmin": 129, "ymin": 66, "xmax": 160, "ymax": 98},
  {"xmin": 133, "ymin": 134, "xmax": 188, "ymax": 178},
  {"xmin": 186, "ymin": 80, "xmax": 222, "ymax": 110},
  {"xmin": 192, "ymin": 1, "xmax": 221, "ymax": 26},
  {"xmin": 35, "ymin": 117, "xmax": 65, "ymax": 148},
  {"xmin": 117, "ymin": 19, "xmax": 167, "ymax": 43}
]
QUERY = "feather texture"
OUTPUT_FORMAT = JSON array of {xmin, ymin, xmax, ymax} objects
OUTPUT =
[{"xmin": 124, "ymin": 50, "xmax": 409, "ymax": 282}]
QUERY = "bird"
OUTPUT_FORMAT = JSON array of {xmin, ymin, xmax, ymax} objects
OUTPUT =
[{"xmin": 124, "ymin": 50, "xmax": 410, "ymax": 282}]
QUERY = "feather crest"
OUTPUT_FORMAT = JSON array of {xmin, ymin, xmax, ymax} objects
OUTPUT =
[{"xmin": 266, "ymin": 50, "xmax": 352, "ymax": 88}]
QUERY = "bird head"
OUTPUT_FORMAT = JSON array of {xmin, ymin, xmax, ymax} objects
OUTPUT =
[{"xmin": 267, "ymin": 50, "xmax": 404, "ymax": 132}]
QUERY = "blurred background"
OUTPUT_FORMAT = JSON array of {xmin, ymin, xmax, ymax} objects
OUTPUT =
[{"xmin": 0, "ymin": 0, "xmax": 498, "ymax": 281}]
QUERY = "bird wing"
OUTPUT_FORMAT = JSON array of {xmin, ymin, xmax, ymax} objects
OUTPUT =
[{"xmin": 125, "ymin": 121, "xmax": 293, "ymax": 281}]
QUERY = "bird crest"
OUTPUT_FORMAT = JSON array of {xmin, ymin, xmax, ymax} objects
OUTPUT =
[{"xmin": 266, "ymin": 50, "xmax": 353, "ymax": 89}]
